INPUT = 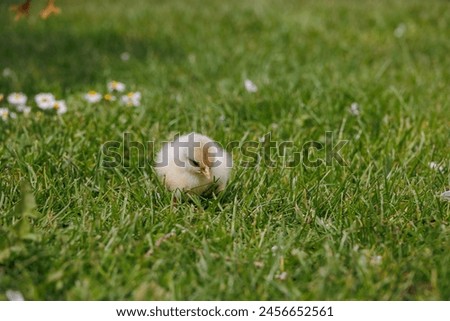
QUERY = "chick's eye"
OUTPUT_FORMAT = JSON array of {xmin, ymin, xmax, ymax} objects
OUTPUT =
[{"xmin": 188, "ymin": 158, "xmax": 200, "ymax": 167}]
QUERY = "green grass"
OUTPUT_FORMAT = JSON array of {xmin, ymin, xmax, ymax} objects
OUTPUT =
[{"xmin": 0, "ymin": 0, "xmax": 449, "ymax": 300}]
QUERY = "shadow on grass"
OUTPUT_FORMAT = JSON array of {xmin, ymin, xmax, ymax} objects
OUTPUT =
[{"xmin": 0, "ymin": 14, "xmax": 185, "ymax": 94}]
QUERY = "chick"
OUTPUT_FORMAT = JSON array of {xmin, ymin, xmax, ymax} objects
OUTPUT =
[{"xmin": 155, "ymin": 132, "xmax": 232, "ymax": 196}]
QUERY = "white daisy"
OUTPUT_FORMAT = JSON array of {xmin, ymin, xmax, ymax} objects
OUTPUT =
[
  {"xmin": 0, "ymin": 107, "xmax": 9, "ymax": 121},
  {"xmin": 53, "ymin": 100, "xmax": 67, "ymax": 114},
  {"xmin": 16, "ymin": 105, "xmax": 32, "ymax": 115},
  {"xmin": 349, "ymin": 102, "xmax": 360, "ymax": 116},
  {"xmin": 103, "ymin": 93, "xmax": 117, "ymax": 102},
  {"xmin": 35, "ymin": 93, "xmax": 56, "ymax": 110},
  {"xmin": 5, "ymin": 290, "xmax": 24, "ymax": 301},
  {"xmin": 2, "ymin": 68, "xmax": 12, "ymax": 78},
  {"xmin": 120, "ymin": 91, "xmax": 141, "ymax": 107},
  {"xmin": 244, "ymin": 79, "xmax": 258, "ymax": 93},
  {"xmin": 84, "ymin": 91, "xmax": 102, "ymax": 103},
  {"xmin": 429, "ymin": 162, "xmax": 444, "ymax": 173},
  {"xmin": 440, "ymin": 190, "xmax": 450, "ymax": 201},
  {"xmin": 394, "ymin": 23, "xmax": 406, "ymax": 38},
  {"xmin": 107, "ymin": 81, "xmax": 126, "ymax": 93},
  {"xmin": 120, "ymin": 52, "xmax": 130, "ymax": 61},
  {"xmin": 7, "ymin": 92, "xmax": 27, "ymax": 105}
]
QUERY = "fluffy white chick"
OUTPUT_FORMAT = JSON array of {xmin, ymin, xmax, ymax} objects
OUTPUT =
[{"xmin": 155, "ymin": 132, "xmax": 232, "ymax": 196}]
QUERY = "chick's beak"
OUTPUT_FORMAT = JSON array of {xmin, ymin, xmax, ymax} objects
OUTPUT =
[{"xmin": 201, "ymin": 166, "xmax": 211, "ymax": 180}]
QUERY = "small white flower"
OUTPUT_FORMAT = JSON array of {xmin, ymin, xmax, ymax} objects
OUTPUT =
[
  {"xmin": 394, "ymin": 23, "xmax": 406, "ymax": 38},
  {"xmin": 120, "ymin": 52, "xmax": 130, "ymax": 61},
  {"xmin": 35, "ymin": 93, "xmax": 56, "ymax": 110},
  {"xmin": 16, "ymin": 105, "xmax": 32, "ymax": 115},
  {"xmin": 103, "ymin": 93, "xmax": 117, "ymax": 102},
  {"xmin": 53, "ymin": 100, "xmax": 67, "ymax": 114},
  {"xmin": 429, "ymin": 162, "xmax": 444, "ymax": 173},
  {"xmin": 440, "ymin": 190, "xmax": 450, "ymax": 201},
  {"xmin": 107, "ymin": 81, "xmax": 126, "ymax": 93},
  {"xmin": 132, "ymin": 91, "xmax": 141, "ymax": 100},
  {"xmin": 120, "ymin": 95, "xmax": 129, "ymax": 105},
  {"xmin": 429, "ymin": 162, "xmax": 438, "ymax": 169},
  {"xmin": 349, "ymin": 102, "xmax": 360, "ymax": 116},
  {"xmin": 244, "ymin": 79, "xmax": 258, "ymax": 93},
  {"xmin": 84, "ymin": 91, "xmax": 102, "ymax": 103},
  {"xmin": 271, "ymin": 245, "xmax": 279, "ymax": 253},
  {"xmin": 275, "ymin": 272, "xmax": 288, "ymax": 280},
  {"xmin": 2, "ymin": 68, "xmax": 12, "ymax": 78},
  {"xmin": 0, "ymin": 107, "xmax": 9, "ymax": 121},
  {"xmin": 7, "ymin": 92, "xmax": 27, "ymax": 105},
  {"xmin": 6, "ymin": 290, "xmax": 24, "ymax": 301},
  {"xmin": 120, "ymin": 91, "xmax": 141, "ymax": 107},
  {"xmin": 10, "ymin": 112, "xmax": 17, "ymax": 119}
]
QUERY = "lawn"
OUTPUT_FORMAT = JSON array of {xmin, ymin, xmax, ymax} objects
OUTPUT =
[{"xmin": 0, "ymin": 0, "xmax": 449, "ymax": 300}]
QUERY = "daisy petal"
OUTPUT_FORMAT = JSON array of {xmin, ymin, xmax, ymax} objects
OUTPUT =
[
  {"xmin": 7, "ymin": 92, "xmax": 27, "ymax": 105},
  {"xmin": 441, "ymin": 190, "xmax": 450, "ymax": 201},
  {"xmin": 107, "ymin": 81, "xmax": 126, "ymax": 93},
  {"xmin": 6, "ymin": 290, "xmax": 24, "ymax": 301},
  {"xmin": 244, "ymin": 79, "xmax": 258, "ymax": 93},
  {"xmin": 53, "ymin": 100, "xmax": 67, "ymax": 114},
  {"xmin": 121, "ymin": 92, "xmax": 141, "ymax": 107},
  {"xmin": 84, "ymin": 91, "xmax": 102, "ymax": 103},
  {"xmin": 0, "ymin": 107, "xmax": 9, "ymax": 121},
  {"xmin": 35, "ymin": 93, "xmax": 56, "ymax": 110}
]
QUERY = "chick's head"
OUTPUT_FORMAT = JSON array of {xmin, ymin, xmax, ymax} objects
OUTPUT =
[{"xmin": 178, "ymin": 134, "xmax": 216, "ymax": 180}]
